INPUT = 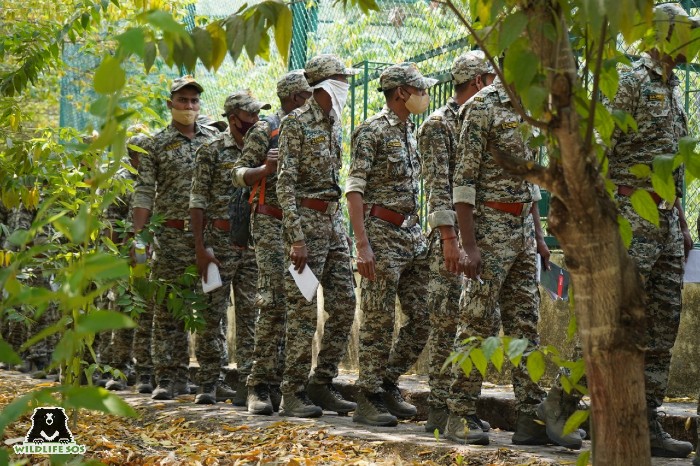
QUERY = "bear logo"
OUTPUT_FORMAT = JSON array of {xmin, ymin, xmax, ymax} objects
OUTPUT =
[{"xmin": 24, "ymin": 407, "xmax": 74, "ymax": 444}]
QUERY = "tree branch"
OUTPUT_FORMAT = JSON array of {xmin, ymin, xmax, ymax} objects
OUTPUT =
[
  {"xmin": 491, "ymin": 147, "xmax": 560, "ymax": 196},
  {"xmin": 583, "ymin": 17, "xmax": 607, "ymax": 154},
  {"xmin": 438, "ymin": 0, "xmax": 549, "ymax": 130}
]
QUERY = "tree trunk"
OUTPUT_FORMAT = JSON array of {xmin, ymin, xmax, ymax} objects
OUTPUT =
[{"xmin": 528, "ymin": 3, "xmax": 652, "ymax": 464}]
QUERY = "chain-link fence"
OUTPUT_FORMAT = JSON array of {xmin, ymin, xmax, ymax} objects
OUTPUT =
[{"xmin": 59, "ymin": 0, "xmax": 700, "ymax": 242}]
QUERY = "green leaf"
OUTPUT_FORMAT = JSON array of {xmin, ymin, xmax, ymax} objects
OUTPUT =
[
  {"xmin": 617, "ymin": 214, "xmax": 633, "ymax": 249},
  {"xmin": 630, "ymin": 189, "xmax": 659, "ymax": 227},
  {"xmin": 207, "ymin": 22, "xmax": 228, "ymax": 72},
  {"xmin": 93, "ymin": 56, "xmax": 126, "ymax": 95},
  {"xmin": 481, "ymin": 336, "xmax": 500, "ymax": 360},
  {"xmin": 629, "ymin": 163, "xmax": 651, "ymax": 179},
  {"xmin": 498, "ymin": 11, "xmax": 527, "ymax": 53},
  {"xmin": 506, "ymin": 338, "xmax": 528, "ymax": 366},
  {"xmin": 651, "ymin": 155, "xmax": 678, "ymax": 203},
  {"xmin": 0, "ymin": 339, "xmax": 22, "ymax": 365},
  {"xmin": 0, "ymin": 387, "xmax": 59, "ymax": 433},
  {"xmin": 192, "ymin": 27, "xmax": 213, "ymax": 69},
  {"xmin": 226, "ymin": 16, "xmax": 245, "ymax": 62},
  {"xmin": 273, "ymin": 3, "xmax": 293, "ymax": 63},
  {"xmin": 469, "ymin": 347, "xmax": 488, "ymax": 377},
  {"xmin": 563, "ymin": 409, "xmax": 589, "ymax": 436},
  {"xmin": 576, "ymin": 450, "xmax": 591, "ymax": 466},
  {"xmin": 146, "ymin": 11, "xmax": 189, "ymax": 37},
  {"xmin": 117, "ymin": 27, "xmax": 146, "ymax": 58},
  {"xmin": 504, "ymin": 39, "xmax": 538, "ymax": 91},
  {"xmin": 490, "ymin": 346, "xmax": 505, "ymax": 372},
  {"xmin": 525, "ymin": 350, "xmax": 545, "ymax": 383},
  {"xmin": 62, "ymin": 386, "xmax": 137, "ymax": 417},
  {"xmin": 76, "ymin": 310, "xmax": 136, "ymax": 334},
  {"xmin": 144, "ymin": 40, "xmax": 157, "ymax": 73}
]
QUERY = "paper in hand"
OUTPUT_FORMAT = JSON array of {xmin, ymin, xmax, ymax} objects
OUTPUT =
[
  {"xmin": 201, "ymin": 248, "xmax": 223, "ymax": 293},
  {"xmin": 288, "ymin": 263, "xmax": 319, "ymax": 302},
  {"xmin": 540, "ymin": 261, "xmax": 570, "ymax": 301},
  {"xmin": 683, "ymin": 249, "xmax": 700, "ymax": 283}
]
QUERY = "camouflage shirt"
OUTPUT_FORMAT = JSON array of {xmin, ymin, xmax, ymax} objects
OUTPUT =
[
  {"xmin": 417, "ymin": 97, "xmax": 460, "ymax": 228},
  {"xmin": 453, "ymin": 78, "xmax": 535, "ymax": 206},
  {"xmin": 605, "ymin": 54, "xmax": 686, "ymax": 197},
  {"xmin": 346, "ymin": 106, "xmax": 421, "ymax": 215},
  {"xmin": 132, "ymin": 122, "xmax": 218, "ymax": 219},
  {"xmin": 233, "ymin": 109, "xmax": 285, "ymax": 209},
  {"xmin": 104, "ymin": 159, "xmax": 137, "ymax": 226},
  {"xmin": 189, "ymin": 132, "xmax": 243, "ymax": 218},
  {"xmin": 276, "ymin": 97, "xmax": 343, "ymax": 243}
]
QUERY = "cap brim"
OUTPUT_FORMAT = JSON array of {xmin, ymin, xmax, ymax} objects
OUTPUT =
[
  {"xmin": 255, "ymin": 102, "xmax": 272, "ymax": 111},
  {"xmin": 172, "ymin": 82, "xmax": 204, "ymax": 93},
  {"xmin": 343, "ymin": 67, "xmax": 361, "ymax": 76},
  {"xmin": 409, "ymin": 76, "xmax": 439, "ymax": 90}
]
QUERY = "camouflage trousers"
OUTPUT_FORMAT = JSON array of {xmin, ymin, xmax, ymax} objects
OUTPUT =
[
  {"xmin": 97, "ymin": 291, "xmax": 134, "ymax": 371},
  {"xmin": 195, "ymin": 228, "xmax": 257, "ymax": 385},
  {"xmin": 617, "ymin": 196, "xmax": 684, "ymax": 409},
  {"xmin": 426, "ymin": 230, "xmax": 462, "ymax": 408},
  {"xmin": 151, "ymin": 227, "xmax": 194, "ymax": 383},
  {"xmin": 247, "ymin": 212, "xmax": 287, "ymax": 387},
  {"xmin": 281, "ymin": 208, "xmax": 355, "ymax": 395},
  {"xmin": 356, "ymin": 217, "xmax": 430, "ymax": 394},
  {"xmin": 448, "ymin": 209, "xmax": 545, "ymax": 417},
  {"xmin": 132, "ymin": 287, "xmax": 154, "ymax": 377}
]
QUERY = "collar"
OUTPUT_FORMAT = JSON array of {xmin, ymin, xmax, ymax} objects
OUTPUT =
[
  {"xmin": 491, "ymin": 77, "xmax": 511, "ymax": 103},
  {"xmin": 223, "ymin": 132, "xmax": 243, "ymax": 150},
  {"xmin": 382, "ymin": 106, "xmax": 414, "ymax": 130},
  {"xmin": 446, "ymin": 97, "xmax": 460, "ymax": 118},
  {"xmin": 167, "ymin": 121, "xmax": 204, "ymax": 138},
  {"xmin": 639, "ymin": 53, "xmax": 680, "ymax": 85}
]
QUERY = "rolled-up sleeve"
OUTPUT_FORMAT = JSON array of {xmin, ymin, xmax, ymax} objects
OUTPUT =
[
  {"xmin": 419, "ymin": 117, "xmax": 456, "ymax": 229},
  {"xmin": 233, "ymin": 121, "xmax": 270, "ymax": 188}
]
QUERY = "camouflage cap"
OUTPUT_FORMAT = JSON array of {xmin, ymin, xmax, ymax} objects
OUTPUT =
[
  {"xmin": 197, "ymin": 115, "xmax": 228, "ymax": 132},
  {"xmin": 277, "ymin": 70, "xmax": 313, "ymax": 98},
  {"xmin": 654, "ymin": 3, "xmax": 700, "ymax": 29},
  {"xmin": 377, "ymin": 62, "xmax": 438, "ymax": 91},
  {"xmin": 451, "ymin": 51, "xmax": 494, "ymax": 85},
  {"xmin": 170, "ymin": 75, "xmax": 204, "ymax": 93},
  {"xmin": 222, "ymin": 90, "xmax": 272, "ymax": 116},
  {"xmin": 305, "ymin": 54, "xmax": 360, "ymax": 85}
]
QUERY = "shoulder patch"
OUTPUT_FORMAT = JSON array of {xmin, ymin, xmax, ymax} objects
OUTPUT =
[
  {"xmin": 430, "ymin": 115, "xmax": 443, "ymax": 121},
  {"xmin": 309, "ymin": 135, "xmax": 327, "ymax": 144},
  {"xmin": 647, "ymin": 93, "xmax": 665, "ymax": 102},
  {"xmin": 501, "ymin": 121, "xmax": 519, "ymax": 130},
  {"xmin": 386, "ymin": 139, "xmax": 403, "ymax": 148},
  {"xmin": 164, "ymin": 141, "xmax": 184, "ymax": 152},
  {"xmin": 473, "ymin": 96, "xmax": 484, "ymax": 102}
]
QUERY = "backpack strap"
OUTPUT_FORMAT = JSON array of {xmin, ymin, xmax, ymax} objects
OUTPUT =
[{"xmin": 249, "ymin": 115, "xmax": 281, "ymax": 206}]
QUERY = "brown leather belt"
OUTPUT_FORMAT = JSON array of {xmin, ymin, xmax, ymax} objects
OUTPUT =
[
  {"xmin": 210, "ymin": 219, "xmax": 231, "ymax": 231},
  {"xmin": 163, "ymin": 219, "xmax": 189, "ymax": 230},
  {"xmin": 300, "ymin": 197, "xmax": 339, "ymax": 215},
  {"xmin": 617, "ymin": 185, "xmax": 674, "ymax": 209},
  {"xmin": 368, "ymin": 204, "xmax": 419, "ymax": 228},
  {"xmin": 254, "ymin": 203, "xmax": 283, "ymax": 220},
  {"xmin": 483, "ymin": 201, "xmax": 528, "ymax": 217}
]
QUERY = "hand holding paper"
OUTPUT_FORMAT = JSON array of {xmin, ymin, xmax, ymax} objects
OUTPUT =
[{"xmin": 288, "ymin": 263, "xmax": 319, "ymax": 302}]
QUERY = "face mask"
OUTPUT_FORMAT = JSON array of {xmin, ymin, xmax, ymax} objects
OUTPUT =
[
  {"xmin": 171, "ymin": 108, "xmax": 198, "ymax": 125},
  {"xmin": 237, "ymin": 119, "xmax": 256, "ymax": 135},
  {"xmin": 404, "ymin": 91, "xmax": 430, "ymax": 115},
  {"xmin": 314, "ymin": 80, "xmax": 350, "ymax": 120}
]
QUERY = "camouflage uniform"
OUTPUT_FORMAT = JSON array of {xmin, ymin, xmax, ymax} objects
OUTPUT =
[
  {"xmin": 605, "ymin": 53, "xmax": 686, "ymax": 410},
  {"xmin": 190, "ymin": 129, "xmax": 258, "ymax": 386},
  {"xmin": 132, "ymin": 121, "xmax": 218, "ymax": 385},
  {"xmin": 347, "ymin": 103, "xmax": 430, "ymax": 394},
  {"xmin": 276, "ymin": 94, "xmax": 356, "ymax": 396},
  {"xmin": 449, "ymin": 77, "xmax": 545, "ymax": 417}
]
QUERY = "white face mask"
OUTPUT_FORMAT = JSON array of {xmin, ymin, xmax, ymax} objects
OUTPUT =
[
  {"xmin": 314, "ymin": 80, "xmax": 350, "ymax": 120},
  {"xmin": 171, "ymin": 108, "xmax": 198, "ymax": 126}
]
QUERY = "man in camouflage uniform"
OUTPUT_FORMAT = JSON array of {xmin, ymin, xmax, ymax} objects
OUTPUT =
[
  {"xmin": 232, "ymin": 71, "xmax": 313, "ymax": 415},
  {"xmin": 416, "ymin": 52, "xmax": 495, "ymax": 433},
  {"xmin": 189, "ymin": 90, "xmax": 267, "ymax": 405},
  {"xmin": 101, "ymin": 127, "xmax": 150, "ymax": 391},
  {"xmin": 346, "ymin": 62, "xmax": 435, "ymax": 427},
  {"xmin": 447, "ymin": 72, "xmax": 551, "ymax": 445},
  {"xmin": 539, "ymin": 4, "xmax": 696, "ymax": 457},
  {"xmin": 276, "ymin": 54, "xmax": 358, "ymax": 418},
  {"xmin": 132, "ymin": 76, "xmax": 218, "ymax": 400}
]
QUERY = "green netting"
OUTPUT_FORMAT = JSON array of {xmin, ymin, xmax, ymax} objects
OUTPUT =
[{"xmin": 58, "ymin": 0, "xmax": 700, "ymax": 242}]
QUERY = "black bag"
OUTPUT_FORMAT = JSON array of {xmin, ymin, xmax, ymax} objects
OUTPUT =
[{"xmin": 229, "ymin": 186, "xmax": 251, "ymax": 247}]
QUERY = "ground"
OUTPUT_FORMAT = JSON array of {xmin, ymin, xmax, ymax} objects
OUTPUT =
[{"xmin": 1, "ymin": 371, "xmax": 697, "ymax": 465}]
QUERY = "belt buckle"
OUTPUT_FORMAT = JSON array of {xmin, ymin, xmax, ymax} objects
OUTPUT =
[
  {"xmin": 325, "ymin": 201, "xmax": 339, "ymax": 215},
  {"xmin": 183, "ymin": 219, "xmax": 190, "ymax": 231},
  {"xmin": 401, "ymin": 215, "xmax": 418, "ymax": 228}
]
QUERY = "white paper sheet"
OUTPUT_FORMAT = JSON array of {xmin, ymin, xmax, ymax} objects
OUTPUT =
[
  {"xmin": 683, "ymin": 249, "xmax": 700, "ymax": 283},
  {"xmin": 201, "ymin": 248, "xmax": 223, "ymax": 293},
  {"xmin": 288, "ymin": 263, "xmax": 319, "ymax": 302}
]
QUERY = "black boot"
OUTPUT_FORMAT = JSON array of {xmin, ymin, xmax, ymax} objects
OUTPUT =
[
  {"xmin": 307, "ymin": 382, "xmax": 356, "ymax": 415},
  {"xmin": 425, "ymin": 406, "xmax": 449, "ymax": 433},
  {"xmin": 279, "ymin": 390, "xmax": 323, "ymax": 418},
  {"xmin": 536, "ymin": 386, "xmax": 583, "ymax": 450},
  {"xmin": 352, "ymin": 391, "xmax": 398, "ymax": 427},
  {"xmin": 247, "ymin": 384, "xmax": 273, "ymax": 415},
  {"xmin": 512, "ymin": 411, "xmax": 550, "ymax": 445},
  {"xmin": 381, "ymin": 380, "xmax": 416, "ymax": 419},
  {"xmin": 648, "ymin": 408, "xmax": 693, "ymax": 458}
]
